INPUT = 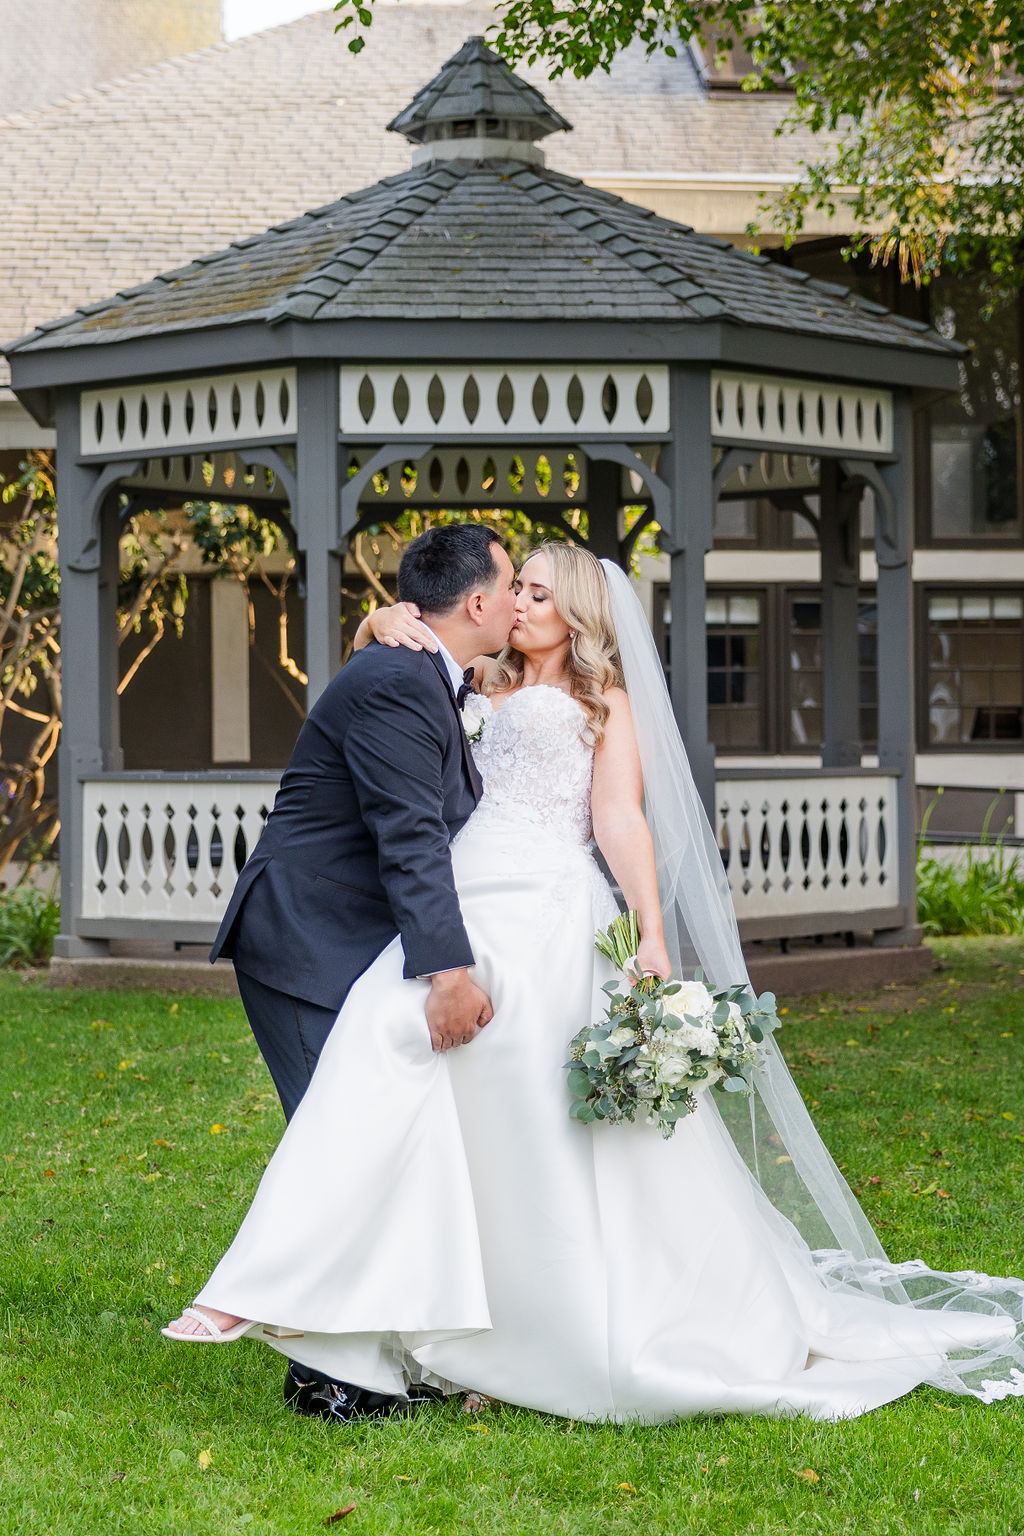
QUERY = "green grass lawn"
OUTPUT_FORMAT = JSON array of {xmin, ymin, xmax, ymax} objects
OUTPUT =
[{"xmin": 2, "ymin": 937, "xmax": 1023, "ymax": 1535}]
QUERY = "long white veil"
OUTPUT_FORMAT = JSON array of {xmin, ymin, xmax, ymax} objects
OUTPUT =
[{"xmin": 601, "ymin": 558, "xmax": 1024, "ymax": 1402}]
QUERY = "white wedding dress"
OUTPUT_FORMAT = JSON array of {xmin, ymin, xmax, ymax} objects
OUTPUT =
[{"xmin": 197, "ymin": 685, "xmax": 1019, "ymax": 1421}]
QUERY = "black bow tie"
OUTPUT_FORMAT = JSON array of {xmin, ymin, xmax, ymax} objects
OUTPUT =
[{"xmin": 455, "ymin": 667, "xmax": 475, "ymax": 709}]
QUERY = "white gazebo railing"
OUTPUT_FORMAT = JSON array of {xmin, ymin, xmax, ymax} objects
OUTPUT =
[
  {"xmin": 78, "ymin": 774, "xmax": 280, "ymax": 940},
  {"xmin": 715, "ymin": 768, "xmax": 903, "ymax": 940},
  {"xmin": 73, "ymin": 767, "xmax": 906, "ymax": 946}
]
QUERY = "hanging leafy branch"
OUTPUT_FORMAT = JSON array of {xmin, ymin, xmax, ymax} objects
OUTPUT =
[{"xmin": 333, "ymin": 0, "xmax": 1024, "ymax": 295}]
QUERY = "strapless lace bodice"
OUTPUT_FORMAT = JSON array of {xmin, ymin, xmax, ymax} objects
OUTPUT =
[{"xmin": 465, "ymin": 686, "xmax": 594, "ymax": 845}]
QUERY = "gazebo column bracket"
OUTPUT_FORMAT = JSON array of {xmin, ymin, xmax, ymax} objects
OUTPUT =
[
  {"xmin": 578, "ymin": 442, "xmax": 671, "ymax": 568},
  {"xmin": 339, "ymin": 443, "xmax": 435, "ymax": 540}
]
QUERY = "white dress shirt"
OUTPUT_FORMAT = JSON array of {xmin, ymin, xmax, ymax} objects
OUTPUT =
[{"xmin": 423, "ymin": 627, "xmax": 466, "ymax": 698}]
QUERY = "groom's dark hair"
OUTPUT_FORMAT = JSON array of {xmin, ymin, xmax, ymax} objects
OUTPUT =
[{"xmin": 398, "ymin": 525, "xmax": 504, "ymax": 616}]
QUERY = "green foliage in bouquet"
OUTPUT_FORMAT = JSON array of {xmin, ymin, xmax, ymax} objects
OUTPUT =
[{"xmin": 567, "ymin": 911, "xmax": 782, "ymax": 1139}]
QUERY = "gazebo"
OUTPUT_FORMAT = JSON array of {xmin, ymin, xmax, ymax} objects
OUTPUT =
[{"xmin": 5, "ymin": 38, "xmax": 961, "ymax": 966}]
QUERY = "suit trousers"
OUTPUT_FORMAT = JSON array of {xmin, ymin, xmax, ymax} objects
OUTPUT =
[{"xmin": 235, "ymin": 967, "xmax": 340, "ymax": 1123}]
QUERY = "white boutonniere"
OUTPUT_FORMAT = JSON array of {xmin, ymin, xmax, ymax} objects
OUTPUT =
[{"xmin": 461, "ymin": 692, "xmax": 487, "ymax": 744}]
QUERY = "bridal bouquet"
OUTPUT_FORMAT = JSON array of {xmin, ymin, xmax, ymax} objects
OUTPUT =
[{"xmin": 565, "ymin": 911, "xmax": 782, "ymax": 1140}]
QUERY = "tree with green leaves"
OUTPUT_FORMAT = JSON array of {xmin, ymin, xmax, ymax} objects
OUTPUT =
[
  {"xmin": 0, "ymin": 457, "xmax": 309, "ymax": 881},
  {"xmin": 334, "ymin": 0, "xmax": 1024, "ymax": 297}
]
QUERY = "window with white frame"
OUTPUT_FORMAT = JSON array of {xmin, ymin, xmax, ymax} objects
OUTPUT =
[{"xmin": 924, "ymin": 591, "xmax": 1024, "ymax": 745}]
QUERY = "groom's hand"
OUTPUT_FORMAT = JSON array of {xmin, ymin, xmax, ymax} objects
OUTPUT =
[{"xmin": 425, "ymin": 968, "xmax": 493, "ymax": 1051}]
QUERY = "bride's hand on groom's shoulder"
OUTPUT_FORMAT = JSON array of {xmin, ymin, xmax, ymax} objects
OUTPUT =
[
  {"xmin": 369, "ymin": 602, "xmax": 438, "ymax": 652},
  {"xmin": 425, "ymin": 967, "xmax": 494, "ymax": 1052}
]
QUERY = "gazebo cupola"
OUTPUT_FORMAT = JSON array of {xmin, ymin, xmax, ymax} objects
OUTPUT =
[
  {"xmin": 4, "ymin": 35, "xmax": 964, "ymax": 970},
  {"xmin": 387, "ymin": 35, "xmax": 570, "ymax": 166}
]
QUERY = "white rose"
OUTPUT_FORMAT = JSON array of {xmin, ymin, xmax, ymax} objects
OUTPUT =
[
  {"xmin": 663, "ymin": 979, "xmax": 714, "ymax": 1023},
  {"xmin": 461, "ymin": 694, "xmax": 488, "ymax": 743},
  {"xmin": 671, "ymin": 1020, "xmax": 717, "ymax": 1057},
  {"xmin": 656, "ymin": 1051, "xmax": 692, "ymax": 1087},
  {"xmin": 608, "ymin": 1025, "xmax": 637, "ymax": 1048},
  {"xmin": 691, "ymin": 1063, "xmax": 724, "ymax": 1094}
]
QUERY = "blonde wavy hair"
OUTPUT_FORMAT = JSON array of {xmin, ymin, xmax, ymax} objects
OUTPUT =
[{"xmin": 491, "ymin": 541, "xmax": 623, "ymax": 744}]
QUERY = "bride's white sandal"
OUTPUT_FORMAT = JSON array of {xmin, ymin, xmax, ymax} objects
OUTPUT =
[{"xmin": 161, "ymin": 1305, "xmax": 258, "ymax": 1343}]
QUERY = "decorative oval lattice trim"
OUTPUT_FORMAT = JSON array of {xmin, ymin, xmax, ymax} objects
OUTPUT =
[
  {"xmin": 710, "ymin": 370, "xmax": 893, "ymax": 456},
  {"xmin": 80, "ymin": 369, "xmax": 297, "ymax": 456},
  {"xmin": 339, "ymin": 365, "xmax": 669, "ymax": 436},
  {"xmin": 346, "ymin": 447, "xmax": 588, "ymax": 505}
]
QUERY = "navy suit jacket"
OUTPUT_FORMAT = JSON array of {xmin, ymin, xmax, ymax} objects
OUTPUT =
[{"xmin": 210, "ymin": 643, "xmax": 482, "ymax": 1011}]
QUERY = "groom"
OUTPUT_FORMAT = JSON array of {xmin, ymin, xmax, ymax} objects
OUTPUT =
[{"xmin": 210, "ymin": 522, "xmax": 517, "ymax": 1421}]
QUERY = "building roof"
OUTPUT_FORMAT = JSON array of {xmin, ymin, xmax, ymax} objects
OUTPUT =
[
  {"xmin": 3, "ymin": 36, "xmax": 956, "ymax": 367},
  {"xmin": 387, "ymin": 34, "xmax": 571, "ymax": 141},
  {"xmin": 0, "ymin": 2, "xmax": 816, "ymax": 388}
]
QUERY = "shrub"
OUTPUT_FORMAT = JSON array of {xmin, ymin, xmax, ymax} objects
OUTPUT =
[
  {"xmin": 916, "ymin": 792, "xmax": 1024, "ymax": 937},
  {"xmin": 0, "ymin": 887, "xmax": 60, "ymax": 967}
]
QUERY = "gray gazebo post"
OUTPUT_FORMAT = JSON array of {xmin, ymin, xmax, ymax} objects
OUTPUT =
[
  {"xmin": 296, "ymin": 361, "xmax": 342, "ymax": 705},
  {"xmin": 665, "ymin": 367, "xmax": 715, "ymax": 818},
  {"xmin": 53, "ymin": 389, "xmax": 124, "ymax": 958},
  {"xmin": 819, "ymin": 459, "xmax": 863, "ymax": 768},
  {"xmin": 875, "ymin": 394, "xmax": 920, "ymax": 945}
]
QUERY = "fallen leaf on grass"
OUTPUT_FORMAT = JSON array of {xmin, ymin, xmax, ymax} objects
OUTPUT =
[
  {"xmin": 616, "ymin": 1483, "xmax": 635, "ymax": 1492},
  {"xmin": 322, "ymin": 1506, "xmax": 357, "ymax": 1525},
  {"xmin": 198, "ymin": 1448, "xmax": 212, "ymax": 1471},
  {"xmin": 792, "ymin": 1468, "xmax": 820, "ymax": 1484},
  {"xmin": 209, "ymin": 1124, "xmax": 226, "ymax": 1135}
]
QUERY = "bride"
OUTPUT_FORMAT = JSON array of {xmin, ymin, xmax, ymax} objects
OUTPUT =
[{"xmin": 164, "ymin": 542, "xmax": 1024, "ymax": 1420}]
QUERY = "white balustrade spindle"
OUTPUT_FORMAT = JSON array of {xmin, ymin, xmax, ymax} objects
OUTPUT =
[
  {"xmin": 81, "ymin": 779, "xmax": 279, "ymax": 923},
  {"xmin": 715, "ymin": 775, "xmax": 899, "ymax": 923}
]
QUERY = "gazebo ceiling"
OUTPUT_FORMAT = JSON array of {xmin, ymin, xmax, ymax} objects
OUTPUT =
[{"xmin": 4, "ymin": 37, "xmax": 960, "ymax": 392}]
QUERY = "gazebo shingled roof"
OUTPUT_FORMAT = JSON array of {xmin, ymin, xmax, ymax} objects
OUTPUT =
[{"xmin": 4, "ymin": 38, "xmax": 957, "ymax": 368}]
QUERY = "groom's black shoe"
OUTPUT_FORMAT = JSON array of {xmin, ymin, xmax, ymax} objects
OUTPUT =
[{"xmin": 283, "ymin": 1363, "xmax": 440, "ymax": 1423}]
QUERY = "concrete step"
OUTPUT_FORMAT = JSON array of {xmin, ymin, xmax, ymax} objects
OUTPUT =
[
  {"xmin": 49, "ymin": 955, "xmax": 240, "ymax": 996},
  {"xmin": 48, "ymin": 942, "xmax": 933, "ymax": 1000}
]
